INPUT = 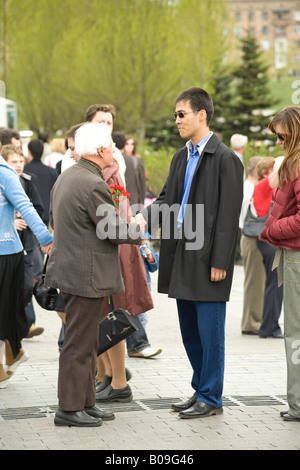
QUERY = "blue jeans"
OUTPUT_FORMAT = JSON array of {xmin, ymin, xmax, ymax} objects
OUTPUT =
[
  {"xmin": 126, "ymin": 314, "xmax": 151, "ymax": 355},
  {"xmin": 177, "ymin": 299, "xmax": 226, "ymax": 408}
]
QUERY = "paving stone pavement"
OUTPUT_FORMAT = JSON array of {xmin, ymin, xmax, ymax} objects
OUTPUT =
[{"xmin": 0, "ymin": 265, "xmax": 299, "ymax": 451}]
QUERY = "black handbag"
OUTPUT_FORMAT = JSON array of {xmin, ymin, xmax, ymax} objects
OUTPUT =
[
  {"xmin": 33, "ymin": 255, "xmax": 59, "ymax": 311},
  {"xmin": 98, "ymin": 298, "xmax": 138, "ymax": 355}
]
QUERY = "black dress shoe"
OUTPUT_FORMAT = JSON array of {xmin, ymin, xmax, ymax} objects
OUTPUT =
[
  {"xmin": 95, "ymin": 369, "xmax": 132, "ymax": 393},
  {"xmin": 84, "ymin": 405, "xmax": 115, "ymax": 421},
  {"xmin": 171, "ymin": 395, "xmax": 197, "ymax": 412},
  {"xmin": 54, "ymin": 408, "xmax": 102, "ymax": 427},
  {"xmin": 179, "ymin": 401, "xmax": 223, "ymax": 419},
  {"xmin": 96, "ymin": 384, "xmax": 132, "ymax": 403},
  {"xmin": 242, "ymin": 330, "xmax": 259, "ymax": 335}
]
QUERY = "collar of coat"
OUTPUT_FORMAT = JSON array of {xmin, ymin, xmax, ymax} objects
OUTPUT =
[
  {"xmin": 185, "ymin": 132, "xmax": 221, "ymax": 160},
  {"xmin": 79, "ymin": 157, "xmax": 105, "ymax": 180}
]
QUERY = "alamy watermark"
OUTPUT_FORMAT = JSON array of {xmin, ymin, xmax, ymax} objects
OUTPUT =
[
  {"xmin": 96, "ymin": 203, "xmax": 204, "ymax": 251},
  {"xmin": 291, "ymin": 80, "xmax": 300, "ymax": 104},
  {"xmin": 291, "ymin": 340, "xmax": 300, "ymax": 365}
]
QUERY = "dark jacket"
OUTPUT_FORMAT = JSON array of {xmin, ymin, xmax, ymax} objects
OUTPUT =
[
  {"xmin": 260, "ymin": 173, "xmax": 300, "ymax": 250},
  {"xmin": 142, "ymin": 134, "xmax": 244, "ymax": 302},
  {"xmin": 124, "ymin": 154, "xmax": 146, "ymax": 209},
  {"xmin": 24, "ymin": 160, "xmax": 58, "ymax": 225},
  {"xmin": 18, "ymin": 172, "xmax": 44, "ymax": 252}
]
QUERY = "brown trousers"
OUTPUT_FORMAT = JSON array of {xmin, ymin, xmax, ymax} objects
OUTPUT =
[{"xmin": 58, "ymin": 293, "xmax": 103, "ymax": 411}]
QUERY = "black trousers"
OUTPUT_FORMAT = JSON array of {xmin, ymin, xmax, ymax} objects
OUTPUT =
[{"xmin": 0, "ymin": 252, "xmax": 29, "ymax": 357}]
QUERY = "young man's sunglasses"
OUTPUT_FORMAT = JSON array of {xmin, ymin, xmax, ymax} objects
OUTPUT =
[{"xmin": 174, "ymin": 111, "xmax": 194, "ymax": 120}]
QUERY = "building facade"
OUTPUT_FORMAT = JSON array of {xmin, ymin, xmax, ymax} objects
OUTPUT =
[{"xmin": 227, "ymin": 0, "xmax": 300, "ymax": 74}]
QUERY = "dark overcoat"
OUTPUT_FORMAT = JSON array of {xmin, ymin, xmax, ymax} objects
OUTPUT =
[{"xmin": 142, "ymin": 134, "xmax": 244, "ymax": 302}]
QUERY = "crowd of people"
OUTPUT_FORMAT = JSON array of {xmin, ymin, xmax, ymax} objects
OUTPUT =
[{"xmin": 0, "ymin": 88, "xmax": 300, "ymax": 427}]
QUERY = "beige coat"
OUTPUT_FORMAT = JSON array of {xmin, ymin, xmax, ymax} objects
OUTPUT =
[{"xmin": 45, "ymin": 158, "xmax": 140, "ymax": 298}]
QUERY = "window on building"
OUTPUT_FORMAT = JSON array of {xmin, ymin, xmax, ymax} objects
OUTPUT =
[
  {"xmin": 262, "ymin": 26, "xmax": 268, "ymax": 35},
  {"xmin": 262, "ymin": 11, "xmax": 269, "ymax": 21},
  {"xmin": 296, "ymin": 25, "xmax": 300, "ymax": 35},
  {"xmin": 295, "ymin": 11, "xmax": 300, "ymax": 22},
  {"xmin": 276, "ymin": 26, "xmax": 286, "ymax": 36},
  {"xmin": 234, "ymin": 26, "xmax": 242, "ymax": 37},
  {"xmin": 236, "ymin": 11, "xmax": 241, "ymax": 21},
  {"xmin": 249, "ymin": 11, "xmax": 255, "ymax": 21}
]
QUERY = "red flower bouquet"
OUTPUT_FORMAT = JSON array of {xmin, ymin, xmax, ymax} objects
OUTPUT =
[{"xmin": 109, "ymin": 184, "xmax": 130, "ymax": 209}]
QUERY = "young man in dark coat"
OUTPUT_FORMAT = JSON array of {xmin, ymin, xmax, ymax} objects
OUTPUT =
[{"xmin": 142, "ymin": 87, "xmax": 244, "ymax": 418}]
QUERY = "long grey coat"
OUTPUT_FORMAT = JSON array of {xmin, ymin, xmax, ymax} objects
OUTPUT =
[
  {"xmin": 45, "ymin": 158, "xmax": 140, "ymax": 298},
  {"xmin": 142, "ymin": 134, "xmax": 244, "ymax": 302}
]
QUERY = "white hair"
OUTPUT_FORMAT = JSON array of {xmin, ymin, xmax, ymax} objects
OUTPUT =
[
  {"xmin": 230, "ymin": 133, "xmax": 248, "ymax": 150},
  {"xmin": 75, "ymin": 122, "xmax": 112, "ymax": 157}
]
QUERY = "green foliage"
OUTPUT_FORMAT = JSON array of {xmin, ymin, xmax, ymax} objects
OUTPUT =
[
  {"xmin": 3, "ymin": 0, "xmax": 232, "ymax": 138},
  {"xmin": 243, "ymin": 139, "xmax": 285, "ymax": 174},
  {"xmin": 140, "ymin": 145, "xmax": 176, "ymax": 196},
  {"xmin": 230, "ymin": 33, "xmax": 280, "ymax": 140}
]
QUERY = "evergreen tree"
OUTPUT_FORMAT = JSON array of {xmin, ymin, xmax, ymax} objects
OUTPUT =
[
  {"xmin": 231, "ymin": 33, "xmax": 279, "ymax": 141},
  {"xmin": 210, "ymin": 68, "xmax": 236, "ymax": 146}
]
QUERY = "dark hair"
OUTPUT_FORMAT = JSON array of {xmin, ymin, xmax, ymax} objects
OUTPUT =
[
  {"xmin": 85, "ymin": 104, "xmax": 116, "ymax": 122},
  {"xmin": 38, "ymin": 131, "xmax": 49, "ymax": 143},
  {"xmin": 112, "ymin": 131, "xmax": 126, "ymax": 150},
  {"xmin": 0, "ymin": 128, "xmax": 21, "ymax": 145},
  {"xmin": 175, "ymin": 87, "xmax": 214, "ymax": 125},
  {"xmin": 28, "ymin": 139, "xmax": 44, "ymax": 160}
]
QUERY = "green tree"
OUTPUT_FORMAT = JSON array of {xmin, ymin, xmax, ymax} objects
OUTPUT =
[
  {"xmin": 231, "ymin": 33, "xmax": 279, "ymax": 141},
  {"xmin": 210, "ymin": 67, "xmax": 236, "ymax": 145},
  {"xmin": 5, "ymin": 0, "xmax": 234, "ymax": 141}
]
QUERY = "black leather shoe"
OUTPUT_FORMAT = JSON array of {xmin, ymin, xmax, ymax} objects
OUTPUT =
[
  {"xmin": 282, "ymin": 412, "xmax": 300, "ymax": 422},
  {"xmin": 179, "ymin": 401, "xmax": 223, "ymax": 419},
  {"xmin": 84, "ymin": 405, "xmax": 115, "ymax": 421},
  {"xmin": 95, "ymin": 369, "xmax": 132, "ymax": 393},
  {"xmin": 54, "ymin": 408, "xmax": 102, "ymax": 427},
  {"xmin": 171, "ymin": 395, "xmax": 197, "ymax": 412},
  {"xmin": 96, "ymin": 384, "xmax": 132, "ymax": 403}
]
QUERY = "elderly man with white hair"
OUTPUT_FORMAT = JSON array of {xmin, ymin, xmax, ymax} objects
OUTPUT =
[
  {"xmin": 230, "ymin": 133, "xmax": 248, "ymax": 163},
  {"xmin": 45, "ymin": 122, "xmax": 143, "ymax": 427}
]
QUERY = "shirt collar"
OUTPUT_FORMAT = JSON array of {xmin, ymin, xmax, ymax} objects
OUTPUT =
[{"xmin": 186, "ymin": 132, "xmax": 213, "ymax": 160}]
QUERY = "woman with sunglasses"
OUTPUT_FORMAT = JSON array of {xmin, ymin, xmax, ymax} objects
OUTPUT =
[{"xmin": 260, "ymin": 105, "xmax": 300, "ymax": 422}]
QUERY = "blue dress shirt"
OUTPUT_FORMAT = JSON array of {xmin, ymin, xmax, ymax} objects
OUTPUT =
[{"xmin": 177, "ymin": 132, "xmax": 213, "ymax": 228}]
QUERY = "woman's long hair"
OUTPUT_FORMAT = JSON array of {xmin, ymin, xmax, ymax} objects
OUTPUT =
[{"xmin": 269, "ymin": 106, "xmax": 300, "ymax": 187}]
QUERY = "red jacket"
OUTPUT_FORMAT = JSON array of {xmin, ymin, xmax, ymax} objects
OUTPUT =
[{"xmin": 260, "ymin": 173, "xmax": 300, "ymax": 250}]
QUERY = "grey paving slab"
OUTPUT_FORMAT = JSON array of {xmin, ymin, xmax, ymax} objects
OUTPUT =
[{"xmin": 0, "ymin": 265, "xmax": 299, "ymax": 451}]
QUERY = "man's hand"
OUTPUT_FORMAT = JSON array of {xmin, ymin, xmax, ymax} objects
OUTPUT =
[
  {"xmin": 211, "ymin": 267, "xmax": 226, "ymax": 282},
  {"xmin": 40, "ymin": 242, "xmax": 53, "ymax": 255}
]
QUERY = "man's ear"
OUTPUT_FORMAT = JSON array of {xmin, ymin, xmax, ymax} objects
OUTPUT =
[{"xmin": 97, "ymin": 147, "xmax": 104, "ymax": 158}]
